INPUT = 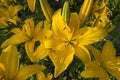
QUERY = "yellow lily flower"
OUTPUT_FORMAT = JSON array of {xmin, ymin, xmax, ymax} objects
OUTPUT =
[
  {"xmin": 0, "ymin": 3, "xmax": 22, "ymax": 26},
  {"xmin": 1, "ymin": 18, "xmax": 52, "ymax": 62},
  {"xmin": 37, "ymin": 72, "xmax": 53, "ymax": 80},
  {"xmin": 90, "ymin": 0, "xmax": 115, "ymax": 32},
  {"xmin": 44, "ymin": 9, "xmax": 107, "ymax": 77},
  {"xmin": 92, "ymin": 0, "xmax": 110, "ymax": 18},
  {"xmin": 81, "ymin": 40, "xmax": 120, "ymax": 80},
  {"xmin": 7, "ymin": 5, "xmax": 23, "ymax": 25},
  {"xmin": 0, "ymin": 45, "xmax": 45, "ymax": 80}
]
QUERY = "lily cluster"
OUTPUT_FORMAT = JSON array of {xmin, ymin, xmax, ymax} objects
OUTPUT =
[
  {"xmin": 0, "ymin": 0, "xmax": 119, "ymax": 80},
  {"xmin": 0, "ymin": 0, "xmax": 22, "ymax": 26}
]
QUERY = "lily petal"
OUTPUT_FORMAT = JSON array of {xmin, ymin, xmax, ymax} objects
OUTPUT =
[
  {"xmin": 8, "ymin": 19, "xmax": 17, "ymax": 25},
  {"xmin": 34, "ymin": 21, "xmax": 43, "ymax": 41},
  {"xmin": 23, "ymin": 18, "xmax": 35, "ymax": 38},
  {"xmin": 25, "ymin": 41, "xmax": 35, "ymax": 62},
  {"xmin": 104, "ymin": 58, "xmax": 120, "ymax": 79},
  {"xmin": 37, "ymin": 72, "xmax": 53, "ymax": 80},
  {"xmin": 49, "ymin": 43, "xmax": 75, "ymax": 77},
  {"xmin": 74, "ymin": 45, "xmax": 91, "ymax": 65},
  {"xmin": 69, "ymin": 13, "xmax": 80, "ymax": 31},
  {"xmin": 12, "ymin": 5, "xmax": 23, "ymax": 16},
  {"xmin": 43, "ymin": 38, "xmax": 61, "ymax": 49},
  {"xmin": 0, "ymin": 63, "xmax": 6, "ymax": 78},
  {"xmin": 81, "ymin": 61, "xmax": 109, "ymax": 80},
  {"xmin": 27, "ymin": 0, "xmax": 36, "ymax": 12},
  {"xmin": 1, "ymin": 45, "xmax": 19, "ymax": 79},
  {"xmin": 34, "ymin": 21, "xmax": 52, "ymax": 41},
  {"xmin": 78, "ymin": 27, "xmax": 107, "ymax": 46},
  {"xmin": 15, "ymin": 65, "xmax": 45, "ymax": 80},
  {"xmin": 33, "ymin": 44, "xmax": 48, "ymax": 61},
  {"xmin": 101, "ymin": 40, "xmax": 116, "ymax": 62},
  {"xmin": 1, "ymin": 32, "xmax": 29, "ymax": 48},
  {"xmin": 86, "ymin": 45, "xmax": 101, "ymax": 61},
  {"xmin": 52, "ymin": 9, "xmax": 72, "ymax": 40}
]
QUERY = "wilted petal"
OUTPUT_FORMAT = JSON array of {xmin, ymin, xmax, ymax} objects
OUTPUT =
[
  {"xmin": 1, "ymin": 45, "xmax": 19, "ymax": 79},
  {"xmin": 27, "ymin": 0, "xmax": 36, "ymax": 12},
  {"xmin": 49, "ymin": 43, "xmax": 75, "ymax": 77},
  {"xmin": 15, "ymin": 65, "xmax": 45, "ymax": 80}
]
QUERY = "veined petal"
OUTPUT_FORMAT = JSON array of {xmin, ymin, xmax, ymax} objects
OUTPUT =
[
  {"xmin": 1, "ymin": 33, "xmax": 29, "ymax": 48},
  {"xmin": 104, "ymin": 57, "xmax": 120, "ymax": 79},
  {"xmin": 25, "ymin": 41, "xmax": 35, "ymax": 62},
  {"xmin": 49, "ymin": 43, "xmax": 75, "ymax": 77},
  {"xmin": 1, "ymin": 45, "xmax": 19, "ymax": 79},
  {"xmin": 78, "ymin": 27, "xmax": 107, "ymax": 46},
  {"xmin": 81, "ymin": 61, "xmax": 109, "ymax": 79},
  {"xmin": 27, "ymin": 0, "xmax": 36, "ymax": 12},
  {"xmin": 33, "ymin": 44, "xmax": 48, "ymax": 61},
  {"xmin": 23, "ymin": 18, "xmax": 35, "ymax": 38},
  {"xmin": 15, "ymin": 65, "xmax": 45, "ymax": 80},
  {"xmin": 52, "ymin": 9, "xmax": 72, "ymax": 40},
  {"xmin": 74, "ymin": 45, "xmax": 91, "ymax": 65},
  {"xmin": 101, "ymin": 40, "xmax": 116, "ymax": 62}
]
